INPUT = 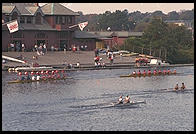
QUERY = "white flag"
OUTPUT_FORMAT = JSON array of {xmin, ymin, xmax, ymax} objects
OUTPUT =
[
  {"xmin": 7, "ymin": 20, "xmax": 19, "ymax": 33},
  {"xmin": 78, "ymin": 21, "xmax": 88, "ymax": 31}
]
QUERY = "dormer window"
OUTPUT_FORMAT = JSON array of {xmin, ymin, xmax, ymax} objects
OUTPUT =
[
  {"xmin": 20, "ymin": 16, "xmax": 25, "ymax": 23},
  {"xmin": 27, "ymin": 17, "xmax": 32, "ymax": 24},
  {"xmin": 35, "ymin": 12, "xmax": 42, "ymax": 24},
  {"xmin": 11, "ymin": 12, "xmax": 18, "ymax": 20}
]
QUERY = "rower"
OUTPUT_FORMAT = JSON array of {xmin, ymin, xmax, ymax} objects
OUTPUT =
[
  {"xmin": 132, "ymin": 70, "xmax": 136, "ymax": 75},
  {"xmin": 147, "ymin": 69, "xmax": 151, "ymax": 75},
  {"xmin": 174, "ymin": 83, "xmax": 179, "ymax": 91},
  {"xmin": 25, "ymin": 72, "xmax": 31, "ymax": 80},
  {"xmin": 18, "ymin": 72, "xmax": 23, "ymax": 80},
  {"xmin": 180, "ymin": 83, "xmax": 185, "ymax": 90},
  {"xmin": 163, "ymin": 69, "xmax": 166, "ymax": 75},
  {"xmin": 153, "ymin": 69, "xmax": 157, "ymax": 75},
  {"xmin": 158, "ymin": 69, "xmax": 162, "ymax": 74},
  {"xmin": 124, "ymin": 95, "xmax": 130, "ymax": 103},
  {"xmin": 61, "ymin": 70, "xmax": 66, "ymax": 78},
  {"xmin": 31, "ymin": 71, "xmax": 35, "ymax": 80},
  {"xmin": 118, "ymin": 96, "xmax": 123, "ymax": 104},
  {"xmin": 167, "ymin": 69, "xmax": 171, "ymax": 74},
  {"xmin": 36, "ymin": 72, "xmax": 40, "ymax": 80},
  {"xmin": 40, "ymin": 70, "xmax": 44, "ymax": 79},
  {"xmin": 137, "ymin": 70, "xmax": 141, "ymax": 76}
]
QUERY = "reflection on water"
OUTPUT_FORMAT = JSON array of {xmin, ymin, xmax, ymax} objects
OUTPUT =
[{"xmin": 2, "ymin": 66, "xmax": 194, "ymax": 131}]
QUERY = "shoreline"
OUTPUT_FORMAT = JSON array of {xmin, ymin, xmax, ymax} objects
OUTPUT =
[{"xmin": 2, "ymin": 51, "xmax": 194, "ymax": 72}]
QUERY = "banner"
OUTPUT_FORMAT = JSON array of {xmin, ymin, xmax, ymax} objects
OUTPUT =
[
  {"xmin": 7, "ymin": 20, "xmax": 19, "ymax": 33},
  {"xmin": 78, "ymin": 21, "xmax": 88, "ymax": 31}
]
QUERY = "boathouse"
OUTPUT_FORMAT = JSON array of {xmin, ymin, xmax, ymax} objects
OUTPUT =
[{"xmin": 2, "ymin": 3, "xmax": 79, "ymax": 51}]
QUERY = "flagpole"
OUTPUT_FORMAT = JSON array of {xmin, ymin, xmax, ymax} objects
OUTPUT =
[
  {"xmin": 2, "ymin": 19, "xmax": 17, "ymax": 26},
  {"xmin": 69, "ymin": 24, "xmax": 78, "ymax": 29}
]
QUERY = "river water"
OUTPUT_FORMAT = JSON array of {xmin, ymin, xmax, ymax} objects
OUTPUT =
[{"xmin": 2, "ymin": 66, "xmax": 194, "ymax": 131}]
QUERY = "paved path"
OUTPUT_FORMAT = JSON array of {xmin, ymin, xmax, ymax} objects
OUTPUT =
[{"xmin": 2, "ymin": 51, "xmax": 135, "ymax": 67}]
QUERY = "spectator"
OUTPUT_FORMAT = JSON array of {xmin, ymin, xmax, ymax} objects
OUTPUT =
[
  {"xmin": 72, "ymin": 46, "xmax": 76, "ymax": 52},
  {"xmin": 34, "ymin": 44, "xmax": 38, "ymax": 52},
  {"xmin": 43, "ymin": 44, "xmax": 47, "ymax": 54},
  {"xmin": 10, "ymin": 43, "xmax": 15, "ymax": 51},
  {"xmin": 22, "ymin": 43, "xmax": 25, "ymax": 52},
  {"xmin": 51, "ymin": 45, "xmax": 54, "ymax": 51},
  {"xmin": 64, "ymin": 44, "xmax": 66, "ymax": 54}
]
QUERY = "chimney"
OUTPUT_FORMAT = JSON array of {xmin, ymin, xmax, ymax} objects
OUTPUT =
[{"xmin": 35, "ymin": 3, "xmax": 39, "ymax": 7}]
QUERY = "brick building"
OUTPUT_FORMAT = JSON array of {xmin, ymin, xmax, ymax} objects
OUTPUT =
[{"xmin": 2, "ymin": 3, "xmax": 79, "ymax": 51}]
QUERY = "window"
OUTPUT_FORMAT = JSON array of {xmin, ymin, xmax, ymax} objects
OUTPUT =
[
  {"xmin": 27, "ymin": 17, "xmax": 32, "ymax": 23},
  {"xmin": 68, "ymin": 16, "xmax": 71, "ymax": 24},
  {"xmin": 20, "ymin": 16, "xmax": 25, "ymax": 23},
  {"xmin": 59, "ymin": 16, "xmax": 62, "ymax": 24},
  {"xmin": 12, "ymin": 12, "xmax": 18, "ymax": 20},
  {"xmin": 56, "ymin": 16, "xmax": 59, "ymax": 24},
  {"xmin": 62, "ymin": 16, "xmax": 65, "ymax": 24},
  {"xmin": 13, "ymin": 31, "xmax": 23, "ymax": 38},
  {"xmin": 36, "ymin": 33, "xmax": 46, "ymax": 38},
  {"xmin": 59, "ymin": 32, "xmax": 68, "ymax": 38}
]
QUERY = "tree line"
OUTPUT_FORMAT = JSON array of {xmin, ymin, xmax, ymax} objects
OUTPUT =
[
  {"xmin": 121, "ymin": 17, "xmax": 194, "ymax": 64},
  {"xmin": 76, "ymin": 9, "xmax": 194, "ymax": 32}
]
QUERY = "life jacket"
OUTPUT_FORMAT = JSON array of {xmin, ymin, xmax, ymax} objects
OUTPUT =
[
  {"xmin": 153, "ymin": 70, "xmax": 157, "ymax": 75},
  {"xmin": 148, "ymin": 70, "xmax": 151, "ymax": 75},
  {"xmin": 158, "ymin": 70, "xmax": 162, "ymax": 74},
  {"xmin": 138, "ymin": 71, "xmax": 141, "ymax": 75}
]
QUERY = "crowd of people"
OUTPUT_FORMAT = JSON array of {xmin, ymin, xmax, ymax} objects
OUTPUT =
[
  {"xmin": 8, "ymin": 42, "xmax": 26, "ymax": 52},
  {"xmin": 34, "ymin": 43, "xmax": 47, "ymax": 56},
  {"xmin": 94, "ymin": 49, "xmax": 114, "ymax": 67}
]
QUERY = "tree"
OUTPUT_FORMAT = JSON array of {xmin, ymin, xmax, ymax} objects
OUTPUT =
[{"xmin": 167, "ymin": 11, "xmax": 180, "ymax": 20}]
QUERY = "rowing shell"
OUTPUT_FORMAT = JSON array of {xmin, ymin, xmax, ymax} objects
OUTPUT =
[
  {"xmin": 101, "ymin": 100, "xmax": 146, "ymax": 108},
  {"xmin": 8, "ymin": 77, "xmax": 73, "ymax": 84},
  {"xmin": 120, "ymin": 72, "xmax": 177, "ymax": 78}
]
